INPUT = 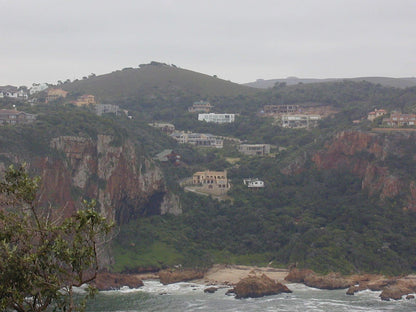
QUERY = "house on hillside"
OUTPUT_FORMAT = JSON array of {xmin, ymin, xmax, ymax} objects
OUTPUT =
[
  {"xmin": 153, "ymin": 149, "xmax": 181, "ymax": 165},
  {"xmin": 95, "ymin": 104, "xmax": 120, "ymax": 116},
  {"xmin": 73, "ymin": 94, "xmax": 96, "ymax": 106},
  {"xmin": 0, "ymin": 86, "xmax": 28, "ymax": 99},
  {"xmin": 149, "ymin": 122, "xmax": 175, "ymax": 134},
  {"xmin": 263, "ymin": 104, "xmax": 299, "ymax": 115},
  {"xmin": 46, "ymin": 89, "xmax": 68, "ymax": 103},
  {"xmin": 384, "ymin": 113, "xmax": 416, "ymax": 127},
  {"xmin": 243, "ymin": 178, "xmax": 265, "ymax": 188},
  {"xmin": 281, "ymin": 114, "xmax": 321, "ymax": 129},
  {"xmin": 188, "ymin": 100, "xmax": 213, "ymax": 113},
  {"xmin": 368, "ymin": 109, "xmax": 387, "ymax": 121},
  {"xmin": 0, "ymin": 109, "xmax": 36, "ymax": 125},
  {"xmin": 238, "ymin": 144, "xmax": 270, "ymax": 156},
  {"xmin": 171, "ymin": 132, "xmax": 223, "ymax": 148},
  {"xmin": 192, "ymin": 170, "xmax": 230, "ymax": 195},
  {"xmin": 198, "ymin": 113, "xmax": 235, "ymax": 123}
]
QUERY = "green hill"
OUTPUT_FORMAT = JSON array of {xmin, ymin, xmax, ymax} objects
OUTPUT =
[
  {"xmin": 5, "ymin": 73, "xmax": 416, "ymax": 275},
  {"xmin": 62, "ymin": 62, "xmax": 259, "ymax": 103}
]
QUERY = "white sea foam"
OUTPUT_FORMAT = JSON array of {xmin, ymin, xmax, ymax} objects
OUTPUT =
[
  {"xmin": 88, "ymin": 280, "xmax": 414, "ymax": 312},
  {"xmin": 135, "ymin": 280, "xmax": 208, "ymax": 295}
]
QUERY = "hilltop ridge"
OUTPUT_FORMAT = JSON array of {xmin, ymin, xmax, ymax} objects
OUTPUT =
[
  {"xmin": 61, "ymin": 62, "xmax": 259, "ymax": 103},
  {"xmin": 245, "ymin": 76, "xmax": 416, "ymax": 89}
]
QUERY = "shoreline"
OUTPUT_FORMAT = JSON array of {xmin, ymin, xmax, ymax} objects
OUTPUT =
[
  {"xmin": 135, "ymin": 264, "xmax": 289, "ymax": 286},
  {"xmin": 103, "ymin": 265, "xmax": 416, "ymax": 300},
  {"xmin": 134, "ymin": 265, "xmax": 416, "ymax": 300},
  {"xmin": 194, "ymin": 264, "xmax": 289, "ymax": 285}
]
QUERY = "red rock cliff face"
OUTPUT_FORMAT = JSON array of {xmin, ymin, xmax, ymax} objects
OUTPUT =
[
  {"xmin": 33, "ymin": 135, "xmax": 181, "ymax": 223},
  {"xmin": 310, "ymin": 130, "xmax": 416, "ymax": 209}
]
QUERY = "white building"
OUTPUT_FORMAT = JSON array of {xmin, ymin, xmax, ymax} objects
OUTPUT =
[
  {"xmin": 0, "ymin": 86, "xmax": 28, "ymax": 99},
  {"xmin": 198, "ymin": 113, "xmax": 235, "ymax": 123},
  {"xmin": 171, "ymin": 132, "xmax": 223, "ymax": 148},
  {"xmin": 281, "ymin": 114, "xmax": 321, "ymax": 129},
  {"xmin": 243, "ymin": 178, "xmax": 265, "ymax": 188}
]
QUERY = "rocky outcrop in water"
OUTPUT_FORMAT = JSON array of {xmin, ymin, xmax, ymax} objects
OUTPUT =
[
  {"xmin": 285, "ymin": 268, "xmax": 351, "ymax": 290},
  {"xmin": 284, "ymin": 268, "xmax": 314, "ymax": 283},
  {"xmin": 158, "ymin": 268, "xmax": 205, "ymax": 285},
  {"xmin": 232, "ymin": 274, "xmax": 292, "ymax": 299},
  {"xmin": 360, "ymin": 276, "xmax": 416, "ymax": 301},
  {"xmin": 304, "ymin": 272, "xmax": 350, "ymax": 290},
  {"xmin": 93, "ymin": 272, "xmax": 143, "ymax": 290},
  {"xmin": 204, "ymin": 287, "xmax": 218, "ymax": 293},
  {"xmin": 286, "ymin": 268, "xmax": 416, "ymax": 301}
]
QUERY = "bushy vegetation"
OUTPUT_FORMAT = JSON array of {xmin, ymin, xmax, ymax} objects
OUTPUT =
[
  {"xmin": 110, "ymin": 80, "xmax": 416, "ymax": 275},
  {"xmin": 4, "ymin": 74, "xmax": 416, "ymax": 276},
  {"xmin": 114, "ymin": 153, "xmax": 416, "ymax": 275}
]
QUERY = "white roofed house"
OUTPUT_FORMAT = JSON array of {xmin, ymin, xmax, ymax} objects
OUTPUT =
[
  {"xmin": 198, "ymin": 113, "xmax": 235, "ymax": 123},
  {"xmin": 0, "ymin": 86, "xmax": 28, "ymax": 99},
  {"xmin": 368, "ymin": 109, "xmax": 387, "ymax": 122}
]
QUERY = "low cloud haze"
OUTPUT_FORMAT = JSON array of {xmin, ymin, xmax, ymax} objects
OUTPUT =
[{"xmin": 1, "ymin": 0, "xmax": 415, "ymax": 86}]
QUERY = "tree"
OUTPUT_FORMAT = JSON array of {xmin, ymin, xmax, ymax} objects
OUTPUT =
[{"xmin": 0, "ymin": 165, "xmax": 113, "ymax": 312}]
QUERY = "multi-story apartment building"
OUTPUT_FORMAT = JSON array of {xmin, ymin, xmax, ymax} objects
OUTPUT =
[{"xmin": 192, "ymin": 170, "xmax": 230, "ymax": 195}]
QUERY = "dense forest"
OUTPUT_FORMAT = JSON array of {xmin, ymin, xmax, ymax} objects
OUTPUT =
[{"xmin": 3, "ymin": 66, "xmax": 416, "ymax": 275}]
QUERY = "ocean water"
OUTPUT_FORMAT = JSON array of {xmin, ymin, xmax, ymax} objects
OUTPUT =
[{"xmin": 85, "ymin": 280, "xmax": 416, "ymax": 312}]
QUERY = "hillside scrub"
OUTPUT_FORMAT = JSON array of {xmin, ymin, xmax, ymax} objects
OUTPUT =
[{"xmin": 4, "ymin": 77, "xmax": 416, "ymax": 276}]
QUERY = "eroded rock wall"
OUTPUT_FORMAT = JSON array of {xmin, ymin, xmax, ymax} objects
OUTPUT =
[
  {"xmin": 2, "ymin": 135, "xmax": 181, "ymax": 222},
  {"xmin": 310, "ymin": 130, "xmax": 416, "ymax": 209}
]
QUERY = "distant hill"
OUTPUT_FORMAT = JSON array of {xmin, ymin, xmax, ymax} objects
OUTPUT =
[
  {"xmin": 62, "ymin": 63, "xmax": 259, "ymax": 102},
  {"xmin": 245, "ymin": 77, "xmax": 416, "ymax": 89}
]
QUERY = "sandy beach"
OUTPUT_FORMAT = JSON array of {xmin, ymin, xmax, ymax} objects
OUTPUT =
[
  {"xmin": 136, "ymin": 264, "xmax": 289, "ymax": 285},
  {"xmin": 199, "ymin": 264, "xmax": 288, "ymax": 285}
]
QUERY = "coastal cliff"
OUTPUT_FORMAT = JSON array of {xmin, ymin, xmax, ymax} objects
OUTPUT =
[
  {"xmin": 307, "ymin": 130, "xmax": 416, "ymax": 209},
  {"xmin": 0, "ymin": 134, "xmax": 181, "ymax": 267},
  {"xmin": 1, "ymin": 134, "xmax": 182, "ymax": 267},
  {"xmin": 35, "ymin": 135, "xmax": 181, "ymax": 222}
]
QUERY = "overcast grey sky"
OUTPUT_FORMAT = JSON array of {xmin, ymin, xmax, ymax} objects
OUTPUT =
[{"xmin": 1, "ymin": 0, "xmax": 415, "ymax": 86}]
